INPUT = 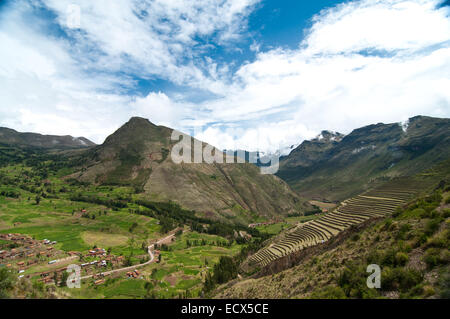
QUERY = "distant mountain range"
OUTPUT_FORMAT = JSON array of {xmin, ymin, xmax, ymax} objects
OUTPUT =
[
  {"xmin": 277, "ymin": 115, "xmax": 450, "ymax": 201},
  {"xmin": 0, "ymin": 127, "xmax": 95, "ymax": 149}
]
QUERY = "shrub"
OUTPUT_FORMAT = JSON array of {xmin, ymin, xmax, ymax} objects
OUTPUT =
[
  {"xmin": 381, "ymin": 249, "xmax": 396, "ymax": 267},
  {"xmin": 310, "ymin": 286, "xmax": 347, "ymax": 299},
  {"xmin": 382, "ymin": 249, "xmax": 409, "ymax": 267},
  {"xmin": 336, "ymin": 264, "xmax": 378, "ymax": 298},
  {"xmin": 395, "ymin": 252, "xmax": 409, "ymax": 266},
  {"xmin": 415, "ymin": 233, "xmax": 428, "ymax": 247},
  {"xmin": 392, "ymin": 207, "xmax": 403, "ymax": 218},
  {"xmin": 425, "ymin": 230, "xmax": 449, "ymax": 248},
  {"xmin": 381, "ymin": 268, "xmax": 423, "ymax": 292},
  {"xmin": 424, "ymin": 219, "xmax": 441, "ymax": 237},
  {"xmin": 438, "ymin": 271, "xmax": 450, "ymax": 298},
  {"xmin": 442, "ymin": 209, "xmax": 450, "ymax": 218},
  {"xmin": 0, "ymin": 267, "xmax": 16, "ymax": 298},
  {"xmin": 410, "ymin": 208, "xmax": 426, "ymax": 218},
  {"xmin": 402, "ymin": 284, "xmax": 424, "ymax": 298},
  {"xmin": 366, "ymin": 250, "xmax": 382, "ymax": 264},
  {"xmin": 383, "ymin": 219, "xmax": 393, "ymax": 230},
  {"xmin": 423, "ymin": 248, "xmax": 442, "ymax": 269},
  {"xmin": 423, "ymin": 285, "xmax": 435, "ymax": 297},
  {"xmin": 396, "ymin": 224, "xmax": 412, "ymax": 240}
]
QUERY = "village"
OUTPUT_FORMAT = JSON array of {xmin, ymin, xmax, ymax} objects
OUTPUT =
[{"xmin": 0, "ymin": 233, "xmax": 161, "ymax": 286}]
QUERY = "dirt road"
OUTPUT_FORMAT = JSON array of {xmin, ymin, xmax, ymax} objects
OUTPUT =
[{"xmin": 80, "ymin": 230, "xmax": 180, "ymax": 280}]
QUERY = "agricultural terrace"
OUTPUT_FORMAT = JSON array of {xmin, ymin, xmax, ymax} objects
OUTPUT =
[{"xmin": 249, "ymin": 177, "xmax": 438, "ymax": 267}]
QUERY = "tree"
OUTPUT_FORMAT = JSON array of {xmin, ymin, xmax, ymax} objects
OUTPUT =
[
  {"xmin": 203, "ymin": 271, "xmax": 214, "ymax": 293},
  {"xmin": 35, "ymin": 195, "xmax": 41, "ymax": 205},
  {"xmin": 212, "ymin": 256, "xmax": 238, "ymax": 285},
  {"xmin": 0, "ymin": 267, "xmax": 16, "ymax": 298},
  {"xmin": 60, "ymin": 271, "xmax": 69, "ymax": 287},
  {"xmin": 124, "ymin": 255, "xmax": 133, "ymax": 267}
]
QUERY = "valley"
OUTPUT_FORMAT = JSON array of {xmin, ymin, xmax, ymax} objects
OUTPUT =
[
  {"xmin": 0, "ymin": 162, "xmax": 249, "ymax": 299},
  {"xmin": 0, "ymin": 115, "xmax": 449, "ymax": 300}
]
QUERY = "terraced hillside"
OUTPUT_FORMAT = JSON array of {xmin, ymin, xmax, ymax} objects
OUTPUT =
[{"xmin": 248, "ymin": 177, "xmax": 436, "ymax": 268}]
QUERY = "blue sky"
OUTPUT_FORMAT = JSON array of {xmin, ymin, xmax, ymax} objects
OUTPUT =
[{"xmin": 0, "ymin": 0, "xmax": 449, "ymax": 153}]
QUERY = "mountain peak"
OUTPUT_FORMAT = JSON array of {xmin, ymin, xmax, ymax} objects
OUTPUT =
[
  {"xmin": 74, "ymin": 118, "xmax": 307, "ymax": 221},
  {"xmin": 313, "ymin": 130, "xmax": 344, "ymax": 142},
  {"xmin": 128, "ymin": 116, "xmax": 153, "ymax": 123},
  {"xmin": 102, "ymin": 116, "xmax": 170, "ymax": 147},
  {"xmin": 126, "ymin": 116, "xmax": 158, "ymax": 127}
]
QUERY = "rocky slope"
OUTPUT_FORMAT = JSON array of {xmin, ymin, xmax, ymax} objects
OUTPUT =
[{"xmin": 70, "ymin": 117, "xmax": 310, "ymax": 223}]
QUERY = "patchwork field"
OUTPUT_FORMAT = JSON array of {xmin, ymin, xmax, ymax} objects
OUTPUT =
[{"xmin": 0, "ymin": 164, "xmax": 247, "ymax": 298}]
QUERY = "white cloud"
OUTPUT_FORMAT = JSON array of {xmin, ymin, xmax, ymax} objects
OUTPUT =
[
  {"xmin": 190, "ymin": 0, "xmax": 450, "ymax": 153},
  {"xmin": 40, "ymin": 0, "xmax": 259, "ymax": 90},
  {"xmin": 0, "ymin": 0, "xmax": 449, "ymax": 153},
  {"xmin": 304, "ymin": 0, "xmax": 450, "ymax": 54},
  {"xmin": 131, "ymin": 91, "xmax": 192, "ymax": 129},
  {"xmin": 0, "ymin": 0, "xmax": 258, "ymax": 143}
]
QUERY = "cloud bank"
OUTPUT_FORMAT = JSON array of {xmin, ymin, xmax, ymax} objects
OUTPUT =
[{"xmin": 0, "ymin": 0, "xmax": 449, "ymax": 153}]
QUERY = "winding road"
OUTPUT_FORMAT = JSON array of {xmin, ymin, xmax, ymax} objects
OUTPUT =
[{"xmin": 80, "ymin": 231, "xmax": 179, "ymax": 281}]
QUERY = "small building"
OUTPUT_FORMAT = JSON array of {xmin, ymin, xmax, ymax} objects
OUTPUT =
[{"xmin": 94, "ymin": 279, "xmax": 105, "ymax": 285}]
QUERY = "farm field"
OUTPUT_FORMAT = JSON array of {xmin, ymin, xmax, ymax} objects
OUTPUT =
[
  {"xmin": 254, "ymin": 214, "xmax": 323, "ymax": 235},
  {"xmin": 0, "ymin": 163, "xmax": 248, "ymax": 298},
  {"xmin": 63, "ymin": 231, "xmax": 242, "ymax": 299},
  {"xmin": 308, "ymin": 200, "xmax": 337, "ymax": 211}
]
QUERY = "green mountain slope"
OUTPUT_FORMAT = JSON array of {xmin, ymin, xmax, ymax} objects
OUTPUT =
[
  {"xmin": 70, "ymin": 117, "xmax": 310, "ymax": 223},
  {"xmin": 277, "ymin": 116, "xmax": 450, "ymax": 201}
]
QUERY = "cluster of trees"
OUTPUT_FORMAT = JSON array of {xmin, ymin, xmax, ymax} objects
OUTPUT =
[
  {"xmin": 69, "ymin": 194, "xmax": 128, "ymax": 209},
  {"xmin": 0, "ymin": 144, "xmax": 39, "ymax": 168},
  {"xmin": 186, "ymin": 239, "xmax": 231, "ymax": 248},
  {"xmin": 202, "ymin": 236, "xmax": 268, "ymax": 294},
  {"xmin": 133, "ymin": 200, "xmax": 262, "ymax": 239},
  {"xmin": 203, "ymin": 256, "xmax": 238, "ymax": 292},
  {"xmin": 0, "ymin": 190, "xmax": 20, "ymax": 198},
  {"xmin": 304, "ymin": 206, "xmax": 323, "ymax": 216},
  {"xmin": 287, "ymin": 205, "xmax": 322, "ymax": 218},
  {"xmin": 81, "ymin": 212, "xmax": 97, "ymax": 220}
]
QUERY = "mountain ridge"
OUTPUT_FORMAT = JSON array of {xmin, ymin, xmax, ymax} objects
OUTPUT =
[
  {"xmin": 0, "ymin": 126, "xmax": 96, "ymax": 149},
  {"xmin": 277, "ymin": 115, "xmax": 450, "ymax": 201}
]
